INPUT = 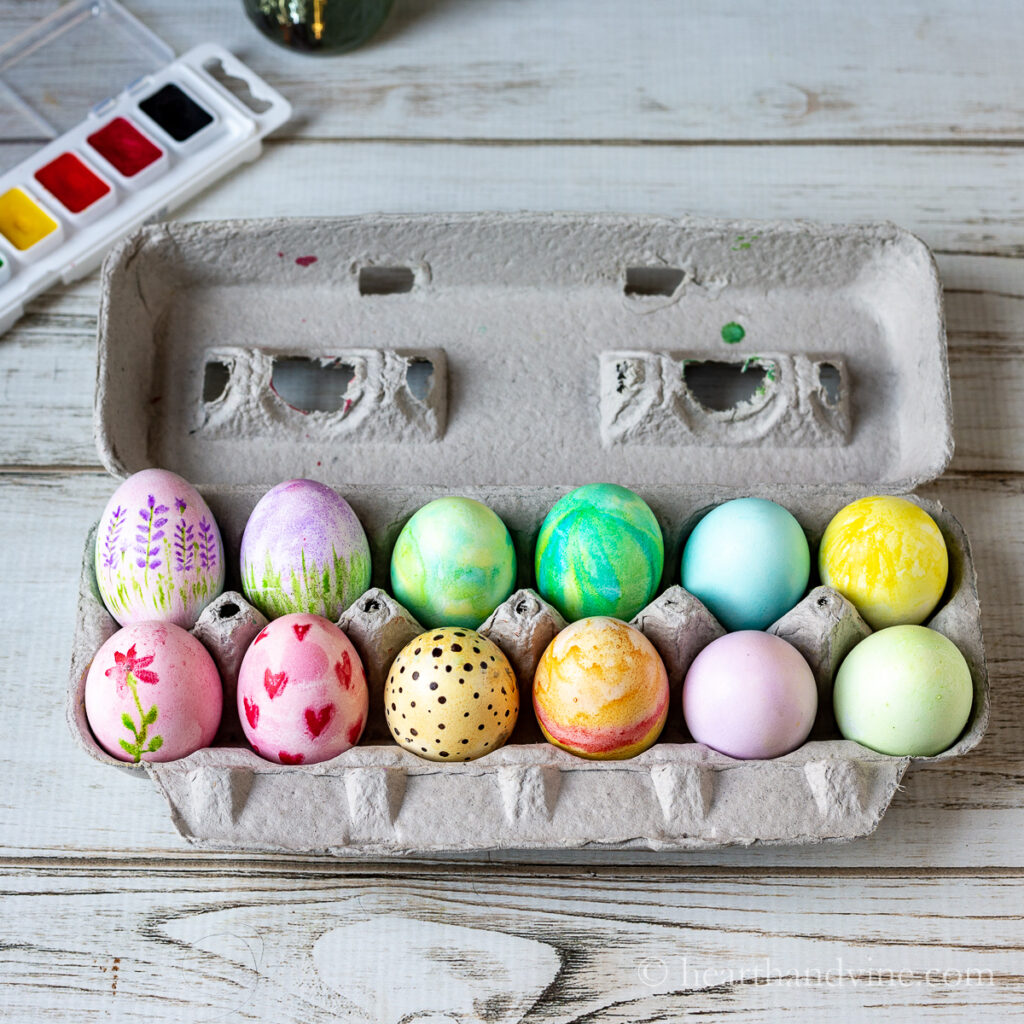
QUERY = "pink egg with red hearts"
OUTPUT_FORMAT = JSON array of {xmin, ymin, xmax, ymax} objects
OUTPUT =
[
  {"xmin": 236, "ymin": 613, "xmax": 368, "ymax": 765},
  {"xmin": 84, "ymin": 621, "xmax": 223, "ymax": 763}
]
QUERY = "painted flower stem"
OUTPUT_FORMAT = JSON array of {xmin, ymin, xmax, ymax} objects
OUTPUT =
[{"xmin": 119, "ymin": 671, "xmax": 162, "ymax": 763}]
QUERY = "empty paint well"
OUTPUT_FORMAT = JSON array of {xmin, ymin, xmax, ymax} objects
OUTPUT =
[
  {"xmin": 138, "ymin": 83, "xmax": 214, "ymax": 144},
  {"xmin": 34, "ymin": 153, "xmax": 112, "ymax": 217},
  {"xmin": 0, "ymin": 188, "xmax": 60, "ymax": 255},
  {"xmin": 87, "ymin": 118, "xmax": 166, "ymax": 185}
]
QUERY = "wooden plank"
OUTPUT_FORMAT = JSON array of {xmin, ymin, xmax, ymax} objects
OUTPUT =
[
  {"xmin": 0, "ymin": 280, "xmax": 99, "ymax": 469},
  {"xmin": 4, "ymin": 247, "xmax": 1023, "ymax": 472},
  {"xmin": 177, "ymin": 141, "xmax": 1024, "ymax": 256},
  {"xmin": 0, "ymin": 470, "xmax": 1019, "ymax": 866},
  {"xmin": 7, "ymin": 0, "xmax": 1024, "ymax": 143},
  {"xmin": 1, "ymin": 865, "xmax": 1022, "ymax": 1022},
  {"xmin": 946, "ymin": 256, "xmax": 1024, "ymax": 472}
]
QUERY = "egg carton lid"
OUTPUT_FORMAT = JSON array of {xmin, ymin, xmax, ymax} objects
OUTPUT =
[{"xmin": 93, "ymin": 213, "xmax": 952, "ymax": 493}]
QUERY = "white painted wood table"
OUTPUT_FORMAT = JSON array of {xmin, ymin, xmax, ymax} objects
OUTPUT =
[{"xmin": 3, "ymin": 1, "xmax": 1023, "ymax": 1019}]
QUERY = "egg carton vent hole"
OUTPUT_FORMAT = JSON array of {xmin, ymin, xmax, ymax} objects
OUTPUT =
[
  {"xmin": 193, "ymin": 348, "xmax": 448, "ymax": 442},
  {"xmin": 358, "ymin": 265, "xmax": 415, "ymax": 295},
  {"xmin": 270, "ymin": 357, "xmax": 357, "ymax": 414},
  {"xmin": 818, "ymin": 362, "xmax": 842, "ymax": 405},
  {"xmin": 683, "ymin": 359, "xmax": 773, "ymax": 412},
  {"xmin": 624, "ymin": 266, "xmax": 686, "ymax": 297}
]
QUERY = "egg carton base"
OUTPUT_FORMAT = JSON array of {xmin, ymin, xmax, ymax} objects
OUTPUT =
[
  {"xmin": 69, "ymin": 491, "xmax": 986, "ymax": 852},
  {"xmin": 143, "ymin": 740, "xmax": 910, "ymax": 854}
]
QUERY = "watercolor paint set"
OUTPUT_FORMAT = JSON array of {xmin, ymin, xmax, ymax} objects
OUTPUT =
[{"xmin": 0, "ymin": 0, "xmax": 290, "ymax": 335}]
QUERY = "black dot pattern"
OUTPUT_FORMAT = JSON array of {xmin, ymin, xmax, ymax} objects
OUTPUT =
[{"xmin": 383, "ymin": 626, "xmax": 519, "ymax": 763}]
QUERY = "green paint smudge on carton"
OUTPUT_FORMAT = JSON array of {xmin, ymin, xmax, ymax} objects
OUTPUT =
[{"xmin": 721, "ymin": 322, "xmax": 745, "ymax": 345}]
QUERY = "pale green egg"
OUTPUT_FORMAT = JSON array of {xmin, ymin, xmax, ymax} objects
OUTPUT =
[
  {"xmin": 833, "ymin": 625, "xmax": 973, "ymax": 756},
  {"xmin": 390, "ymin": 497, "xmax": 517, "ymax": 629}
]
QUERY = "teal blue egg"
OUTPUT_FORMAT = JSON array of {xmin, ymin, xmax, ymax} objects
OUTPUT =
[
  {"xmin": 534, "ymin": 483, "xmax": 664, "ymax": 622},
  {"xmin": 681, "ymin": 497, "xmax": 810, "ymax": 631},
  {"xmin": 390, "ymin": 496, "xmax": 517, "ymax": 629}
]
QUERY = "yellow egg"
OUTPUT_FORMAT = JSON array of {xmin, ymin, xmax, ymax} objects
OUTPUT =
[
  {"xmin": 819, "ymin": 495, "xmax": 949, "ymax": 630},
  {"xmin": 533, "ymin": 617, "xmax": 669, "ymax": 760},
  {"xmin": 385, "ymin": 628, "xmax": 518, "ymax": 761}
]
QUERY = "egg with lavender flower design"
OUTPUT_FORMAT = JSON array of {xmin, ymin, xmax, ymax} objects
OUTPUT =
[{"xmin": 95, "ymin": 468, "xmax": 225, "ymax": 629}]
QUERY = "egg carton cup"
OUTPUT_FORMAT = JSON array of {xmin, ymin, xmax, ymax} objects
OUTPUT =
[{"xmin": 68, "ymin": 212, "xmax": 989, "ymax": 853}]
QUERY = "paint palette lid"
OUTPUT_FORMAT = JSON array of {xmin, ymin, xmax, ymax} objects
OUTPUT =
[
  {"xmin": 0, "ymin": 1, "xmax": 291, "ymax": 338},
  {"xmin": 0, "ymin": 0, "xmax": 173, "ymax": 174},
  {"xmin": 94, "ymin": 213, "xmax": 954, "ymax": 493}
]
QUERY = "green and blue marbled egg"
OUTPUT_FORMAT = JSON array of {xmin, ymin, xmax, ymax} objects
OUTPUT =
[
  {"xmin": 534, "ymin": 483, "xmax": 664, "ymax": 622},
  {"xmin": 390, "ymin": 497, "xmax": 517, "ymax": 629}
]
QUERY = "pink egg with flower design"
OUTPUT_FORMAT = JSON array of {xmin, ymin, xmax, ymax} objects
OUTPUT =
[
  {"xmin": 84, "ymin": 621, "xmax": 223, "ymax": 763},
  {"xmin": 236, "ymin": 613, "xmax": 368, "ymax": 765},
  {"xmin": 95, "ymin": 468, "xmax": 225, "ymax": 629}
]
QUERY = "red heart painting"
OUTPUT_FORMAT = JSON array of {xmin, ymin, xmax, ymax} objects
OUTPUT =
[
  {"xmin": 334, "ymin": 651, "xmax": 352, "ymax": 690},
  {"xmin": 243, "ymin": 696, "xmax": 259, "ymax": 730},
  {"xmin": 305, "ymin": 703, "xmax": 335, "ymax": 738},
  {"xmin": 279, "ymin": 750, "xmax": 305, "ymax": 765},
  {"xmin": 253, "ymin": 628, "xmax": 269, "ymax": 645},
  {"xmin": 264, "ymin": 668, "xmax": 288, "ymax": 699},
  {"xmin": 293, "ymin": 623, "xmax": 311, "ymax": 641},
  {"xmin": 346, "ymin": 717, "xmax": 364, "ymax": 747}
]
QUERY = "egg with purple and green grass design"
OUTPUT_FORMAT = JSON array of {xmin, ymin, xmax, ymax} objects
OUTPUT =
[
  {"xmin": 241, "ymin": 479, "xmax": 371, "ymax": 621},
  {"xmin": 390, "ymin": 496, "xmax": 517, "ymax": 629},
  {"xmin": 535, "ymin": 483, "xmax": 664, "ymax": 623},
  {"xmin": 95, "ymin": 468, "xmax": 225, "ymax": 629}
]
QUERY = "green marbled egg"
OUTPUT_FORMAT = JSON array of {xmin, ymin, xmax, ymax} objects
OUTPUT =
[
  {"xmin": 390, "ymin": 497, "xmax": 517, "ymax": 629},
  {"xmin": 535, "ymin": 483, "xmax": 664, "ymax": 622}
]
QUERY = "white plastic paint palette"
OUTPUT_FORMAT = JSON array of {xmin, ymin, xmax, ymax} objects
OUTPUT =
[{"xmin": 0, "ymin": 0, "xmax": 291, "ymax": 335}]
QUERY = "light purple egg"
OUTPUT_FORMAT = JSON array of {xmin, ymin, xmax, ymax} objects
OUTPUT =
[
  {"xmin": 240, "ymin": 480, "xmax": 372, "ymax": 621},
  {"xmin": 683, "ymin": 631, "xmax": 817, "ymax": 759}
]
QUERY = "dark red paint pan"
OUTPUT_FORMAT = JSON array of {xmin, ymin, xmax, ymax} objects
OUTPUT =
[{"xmin": 86, "ymin": 118, "xmax": 167, "ymax": 187}]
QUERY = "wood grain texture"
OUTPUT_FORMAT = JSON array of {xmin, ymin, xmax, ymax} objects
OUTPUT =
[
  {"xmin": 8, "ymin": 0, "xmax": 1024, "ymax": 143},
  {"xmin": 5, "ymin": 141, "xmax": 1021, "ymax": 254},
  {"xmin": 3, "ymin": 0, "xmax": 1023, "ymax": 1017},
  {"xmin": 1, "ymin": 865, "xmax": 1023, "ymax": 1022}
]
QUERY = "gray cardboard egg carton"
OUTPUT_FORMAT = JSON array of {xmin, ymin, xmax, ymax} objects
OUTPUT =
[{"xmin": 67, "ymin": 213, "xmax": 989, "ymax": 854}]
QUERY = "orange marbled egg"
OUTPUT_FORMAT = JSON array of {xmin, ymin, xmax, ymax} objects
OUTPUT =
[{"xmin": 533, "ymin": 617, "xmax": 669, "ymax": 760}]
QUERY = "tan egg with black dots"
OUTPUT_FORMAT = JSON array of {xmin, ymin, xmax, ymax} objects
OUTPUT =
[{"xmin": 385, "ymin": 627, "xmax": 519, "ymax": 761}]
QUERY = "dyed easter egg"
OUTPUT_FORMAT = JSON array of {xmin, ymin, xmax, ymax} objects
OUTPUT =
[
  {"xmin": 385, "ymin": 628, "xmax": 518, "ymax": 761},
  {"xmin": 533, "ymin": 617, "xmax": 669, "ymax": 760},
  {"xmin": 241, "ymin": 479, "xmax": 372, "ymax": 621},
  {"xmin": 84, "ymin": 621, "xmax": 222, "ymax": 763},
  {"xmin": 95, "ymin": 468, "xmax": 225, "ymax": 629},
  {"xmin": 236, "ymin": 613, "xmax": 368, "ymax": 765},
  {"xmin": 535, "ymin": 483, "xmax": 664, "ymax": 623},
  {"xmin": 681, "ymin": 497, "xmax": 810, "ymax": 631},
  {"xmin": 819, "ymin": 495, "xmax": 949, "ymax": 630},
  {"xmin": 683, "ymin": 631, "xmax": 817, "ymax": 759},
  {"xmin": 390, "ymin": 496, "xmax": 517, "ymax": 629},
  {"xmin": 833, "ymin": 625, "xmax": 972, "ymax": 756}
]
